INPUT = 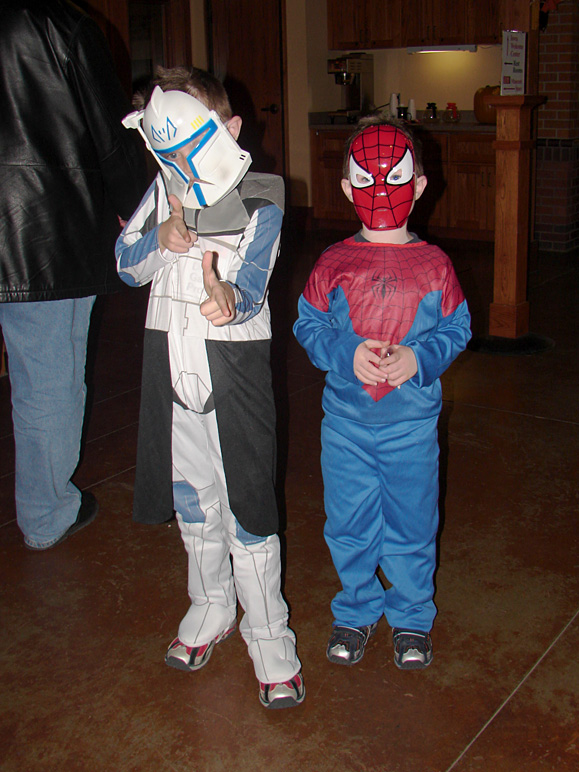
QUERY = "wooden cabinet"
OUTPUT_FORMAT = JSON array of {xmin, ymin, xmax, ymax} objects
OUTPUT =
[
  {"xmin": 446, "ymin": 134, "xmax": 495, "ymax": 234},
  {"xmin": 465, "ymin": 0, "xmax": 501, "ymax": 45},
  {"xmin": 310, "ymin": 129, "xmax": 358, "ymax": 222},
  {"xmin": 401, "ymin": 0, "xmax": 466, "ymax": 47},
  {"xmin": 327, "ymin": 0, "xmax": 401, "ymax": 49},
  {"xmin": 327, "ymin": 0, "xmax": 518, "ymax": 49},
  {"xmin": 311, "ymin": 127, "xmax": 496, "ymax": 240}
]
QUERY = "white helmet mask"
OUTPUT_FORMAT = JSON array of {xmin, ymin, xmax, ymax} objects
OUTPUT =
[{"xmin": 123, "ymin": 86, "xmax": 252, "ymax": 208}]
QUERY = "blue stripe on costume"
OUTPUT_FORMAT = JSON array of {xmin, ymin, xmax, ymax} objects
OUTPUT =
[
  {"xmin": 116, "ymin": 226, "xmax": 160, "ymax": 285},
  {"xmin": 232, "ymin": 204, "xmax": 282, "ymax": 321},
  {"xmin": 173, "ymin": 480, "xmax": 205, "ymax": 523}
]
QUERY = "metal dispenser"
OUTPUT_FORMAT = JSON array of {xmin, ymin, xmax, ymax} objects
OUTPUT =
[{"xmin": 327, "ymin": 53, "xmax": 374, "ymax": 121}]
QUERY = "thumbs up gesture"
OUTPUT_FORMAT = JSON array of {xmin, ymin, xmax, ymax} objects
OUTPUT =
[
  {"xmin": 200, "ymin": 250, "xmax": 236, "ymax": 326},
  {"xmin": 158, "ymin": 195, "xmax": 197, "ymax": 253}
]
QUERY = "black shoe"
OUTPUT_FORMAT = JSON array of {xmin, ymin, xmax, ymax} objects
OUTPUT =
[
  {"xmin": 24, "ymin": 491, "xmax": 99, "ymax": 551},
  {"xmin": 392, "ymin": 629, "xmax": 433, "ymax": 670},
  {"xmin": 326, "ymin": 622, "xmax": 378, "ymax": 666}
]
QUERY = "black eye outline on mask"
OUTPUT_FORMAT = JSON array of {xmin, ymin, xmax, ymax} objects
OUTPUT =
[
  {"xmin": 386, "ymin": 147, "xmax": 414, "ymax": 185},
  {"xmin": 349, "ymin": 146, "xmax": 415, "ymax": 188},
  {"xmin": 349, "ymin": 155, "xmax": 374, "ymax": 188}
]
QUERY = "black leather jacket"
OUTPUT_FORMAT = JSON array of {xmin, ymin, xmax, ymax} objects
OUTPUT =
[{"xmin": 0, "ymin": 0, "xmax": 146, "ymax": 302}]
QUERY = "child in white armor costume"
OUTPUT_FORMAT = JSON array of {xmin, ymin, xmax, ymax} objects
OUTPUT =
[{"xmin": 116, "ymin": 67, "xmax": 304, "ymax": 709}]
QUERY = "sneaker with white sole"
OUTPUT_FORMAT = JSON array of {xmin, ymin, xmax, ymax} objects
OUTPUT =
[
  {"xmin": 259, "ymin": 671, "xmax": 305, "ymax": 709},
  {"xmin": 165, "ymin": 623, "xmax": 236, "ymax": 672},
  {"xmin": 326, "ymin": 622, "xmax": 378, "ymax": 666},
  {"xmin": 392, "ymin": 628, "xmax": 433, "ymax": 670}
]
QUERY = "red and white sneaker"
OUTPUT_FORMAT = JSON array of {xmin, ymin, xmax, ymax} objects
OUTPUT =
[
  {"xmin": 258, "ymin": 671, "xmax": 305, "ymax": 709},
  {"xmin": 165, "ymin": 624, "xmax": 237, "ymax": 672}
]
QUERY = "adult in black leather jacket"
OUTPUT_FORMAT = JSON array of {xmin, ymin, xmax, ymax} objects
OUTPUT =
[
  {"xmin": 0, "ymin": 0, "xmax": 145, "ymax": 300},
  {"xmin": 0, "ymin": 0, "xmax": 146, "ymax": 550}
]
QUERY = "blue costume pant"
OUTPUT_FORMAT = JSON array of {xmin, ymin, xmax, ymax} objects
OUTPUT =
[
  {"xmin": 321, "ymin": 412, "xmax": 439, "ymax": 632},
  {"xmin": 0, "ymin": 297, "xmax": 95, "ymax": 548}
]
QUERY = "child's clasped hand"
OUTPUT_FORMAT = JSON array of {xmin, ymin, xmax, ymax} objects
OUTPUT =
[{"xmin": 354, "ymin": 340, "xmax": 417, "ymax": 388}]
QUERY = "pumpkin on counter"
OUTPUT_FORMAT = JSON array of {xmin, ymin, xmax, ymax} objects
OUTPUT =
[{"xmin": 474, "ymin": 85, "xmax": 500, "ymax": 124}]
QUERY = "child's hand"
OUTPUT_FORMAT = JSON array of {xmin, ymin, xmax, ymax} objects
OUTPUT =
[
  {"xmin": 200, "ymin": 250, "xmax": 236, "ymax": 326},
  {"xmin": 379, "ymin": 344, "xmax": 418, "ymax": 388},
  {"xmin": 354, "ymin": 339, "xmax": 391, "ymax": 384},
  {"xmin": 158, "ymin": 195, "xmax": 197, "ymax": 253}
]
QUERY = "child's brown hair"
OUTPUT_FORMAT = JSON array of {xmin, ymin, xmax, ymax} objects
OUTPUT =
[{"xmin": 133, "ymin": 66, "xmax": 233, "ymax": 123}]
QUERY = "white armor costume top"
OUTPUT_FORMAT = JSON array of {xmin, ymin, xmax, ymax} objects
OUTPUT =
[
  {"xmin": 116, "ymin": 173, "xmax": 279, "ymax": 339},
  {"xmin": 116, "ymin": 173, "xmax": 282, "ymax": 414}
]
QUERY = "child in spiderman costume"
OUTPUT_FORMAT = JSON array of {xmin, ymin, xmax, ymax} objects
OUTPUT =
[{"xmin": 294, "ymin": 116, "xmax": 471, "ymax": 669}]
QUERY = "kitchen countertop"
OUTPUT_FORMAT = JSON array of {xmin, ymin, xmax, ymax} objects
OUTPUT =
[{"xmin": 309, "ymin": 111, "xmax": 496, "ymax": 134}]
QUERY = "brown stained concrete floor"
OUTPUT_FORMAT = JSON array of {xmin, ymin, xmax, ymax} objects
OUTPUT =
[{"xmin": 0, "ymin": 222, "xmax": 578, "ymax": 772}]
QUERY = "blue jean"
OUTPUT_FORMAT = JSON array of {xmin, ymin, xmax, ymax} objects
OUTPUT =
[{"xmin": 0, "ymin": 296, "xmax": 96, "ymax": 548}]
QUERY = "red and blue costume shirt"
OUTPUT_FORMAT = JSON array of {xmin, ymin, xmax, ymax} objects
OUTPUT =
[{"xmin": 293, "ymin": 234, "xmax": 471, "ymax": 424}]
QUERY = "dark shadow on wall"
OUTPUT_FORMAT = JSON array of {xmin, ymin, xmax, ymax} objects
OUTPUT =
[{"xmin": 222, "ymin": 76, "xmax": 278, "ymax": 174}]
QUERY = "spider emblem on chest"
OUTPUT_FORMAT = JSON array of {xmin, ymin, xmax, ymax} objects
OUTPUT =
[{"xmin": 370, "ymin": 271, "xmax": 397, "ymax": 300}]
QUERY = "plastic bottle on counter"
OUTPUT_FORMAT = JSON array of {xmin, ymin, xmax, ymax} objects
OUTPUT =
[
  {"xmin": 408, "ymin": 98, "xmax": 416, "ymax": 121},
  {"xmin": 443, "ymin": 102, "xmax": 461, "ymax": 123},
  {"xmin": 422, "ymin": 102, "xmax": 439, "ymax": 123},
  {"xmin": 389, "ymin": 93, "xmax": 399, "ymax": 119}
]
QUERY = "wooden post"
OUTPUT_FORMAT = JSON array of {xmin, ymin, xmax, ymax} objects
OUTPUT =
[{"xmin": 485, "ymin": 94, "xmax": 545, "ymax": 339}]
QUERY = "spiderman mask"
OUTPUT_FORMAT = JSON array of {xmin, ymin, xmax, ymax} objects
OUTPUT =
[{"xmin": 348, "ymin": 125, "xmax": 416, "ymax": 230}]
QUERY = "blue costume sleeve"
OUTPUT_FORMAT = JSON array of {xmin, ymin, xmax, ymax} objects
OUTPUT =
[
  {"xmin": 406, "ymin": 298, "xmax": 471, "ymax": 387},
  {"xmin": 115, "ymin": 178, "xmax": 171, "ymax": 287},
  {"xmin": 226, "ymin": 203, "xmax": 283, "ymax": 325},
  {"xmin": 294, "ymin": 294, "xmax": 364, "ymax": 383}
]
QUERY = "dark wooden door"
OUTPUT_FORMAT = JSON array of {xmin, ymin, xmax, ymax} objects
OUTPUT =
[
  {"xmin": 78, "ymin": 0, "xmax": 191, "ymax": 95},
  {"xmin": 209, "ymin": 0, "xmax": 286, "ymax": 176}
]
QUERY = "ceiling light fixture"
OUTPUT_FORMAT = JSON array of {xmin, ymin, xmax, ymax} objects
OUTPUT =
[{"xmin": 407, "ymin": 45, "xmax": 478, "ymax": 54}]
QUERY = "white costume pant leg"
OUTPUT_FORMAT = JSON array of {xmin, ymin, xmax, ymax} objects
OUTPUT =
[
  {"xmin": 227, "ymin": 521, "xmax": 300, "ymax": 684},
  {"xmin": 170, "ymin": 334, "xmax": 300, "ymax": 683},
  {"xmin": 173, "ymin": 404, "xmax": 237, "ymax": 646}
]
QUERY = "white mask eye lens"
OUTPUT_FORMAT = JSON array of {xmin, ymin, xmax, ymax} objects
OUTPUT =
[
  {"xmin": 386, "ymin": 148, "xmax": 414, "ymax": 185},
  {"xmin": 349, "ymin": 155, "xmax": 374, "ymax": 188}
]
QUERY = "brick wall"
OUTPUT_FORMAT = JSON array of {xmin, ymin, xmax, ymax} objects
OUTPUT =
[{"xmin": 534, "ymin": 1, "xmax": 579, "ymax": 252}]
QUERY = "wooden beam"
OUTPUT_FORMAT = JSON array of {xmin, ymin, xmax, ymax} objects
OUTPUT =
[{"xmin": 486, "ymin": 94, "xmax": 545, "ymax": 338}]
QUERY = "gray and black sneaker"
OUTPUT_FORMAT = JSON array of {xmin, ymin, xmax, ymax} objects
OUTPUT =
[
  {"xmin": 392, "ymin": 629, "xmax": 433, "ymax": 670},
  {"xmin": 259, "ymin": 671, "xmax": 305, "ymax": 709},
  {"xmin": 326, "ymin": 622, "xmax": 378, "ymax": 666},
  {"xmin": 165, "ymin": 623, "xmax": 236, "ymax": 672}
]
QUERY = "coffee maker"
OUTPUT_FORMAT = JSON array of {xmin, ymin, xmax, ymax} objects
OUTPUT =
[{"xmin": 327, "ymin": 53, "xmax": 374, "ymax": 121}]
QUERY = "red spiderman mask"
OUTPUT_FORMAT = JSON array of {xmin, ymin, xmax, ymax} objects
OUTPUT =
[{"xmin": 348, "ymin": 125, "xmax": 416, "ymax": 230}]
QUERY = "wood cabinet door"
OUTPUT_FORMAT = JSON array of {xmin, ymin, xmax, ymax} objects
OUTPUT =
[
  {"xmin": 447, "ymin": 164, "xmax": 495, "ymax": 232},
  {"xmin": 210, "ymin": 0, "xmax": 286, "ymax": 176},
  {"xmin": 465, "ymin": 0, "xmax": 500, "ymax": 44},
  {"xmin": 432, "ymin": 0, "xmax": 466, "ymax": 45},
  {"xmin": 365, "ymin": 0, "xmax": 401, "ymax": 48},
  {"xmin": 401, "ymin": 0, "xmax": 432, "ymax": 46},
  {"xmin": 327, "ymin": 0, "xmax": 365, "ymax": 49},
  {"xmin": 328, "ymin": 0, "xmax": 401, "ymax": 49},
  {"xmin": 402, "ymin": 0, "xmax": 466, "ymax": 46},
  {"xmin": 311, "ymin": 130, "xmax": 358, "ymax": 222}
]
